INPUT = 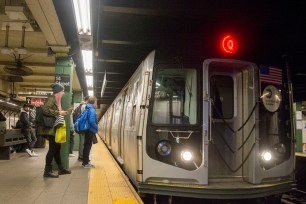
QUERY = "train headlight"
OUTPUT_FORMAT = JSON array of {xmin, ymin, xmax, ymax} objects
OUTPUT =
[
  {"xmin": 156, "ymin": 140, "xmax": 172, "ymax": 156},
  {"xmin": 181, "ymin": 150, "xmax": 193, "ymax": 161},
  {"xmin": 261, "ymin": 151, "xmax": 272, "ymax": 162}
]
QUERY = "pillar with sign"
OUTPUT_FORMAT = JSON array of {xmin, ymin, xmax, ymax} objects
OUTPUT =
[
  {"xmin": 55, "ymin": 56, "xmax": 74, "ymax": 169},
  {"xmin": 72, "ymin": 91, "xmax": 83, "ymax": 151}
]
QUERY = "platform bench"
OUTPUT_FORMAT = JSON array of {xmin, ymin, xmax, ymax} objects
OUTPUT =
[{"xmin": 0, "ymin": 122, "xmax": 27, "ymax": 160}]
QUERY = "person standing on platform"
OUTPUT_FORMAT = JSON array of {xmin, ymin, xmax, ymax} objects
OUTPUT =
[
  {"xmin": 20, "ymin": 103, "xmax": 38, "ymax": 157},
  {"xmin": 82, "ymin": 96, "xmax": 98, "ymax": 168},
  {"xmin": 73, "ymin": 95, "xmax": 89, "ymax": 161},
  {"xmin": 39, "ymin": 83, "xmax": 71, "ymax": 178},
  {"xmin": 69, "ymin": 111, "xmax": 75, "ymax": 157}
]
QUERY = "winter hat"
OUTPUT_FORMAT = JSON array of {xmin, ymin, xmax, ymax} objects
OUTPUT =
[
  {"xmin": 51, "ymin": 83, "xmax": 64, "ymax": 94},
  {"xmin": 23, "ymin": 103, "xmax": 31, "ymax": 108}
]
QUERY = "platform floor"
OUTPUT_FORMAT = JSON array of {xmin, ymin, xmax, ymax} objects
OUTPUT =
[{"xmin": 0, "ymin": 137, "xmax": 142, "ymax": 204}]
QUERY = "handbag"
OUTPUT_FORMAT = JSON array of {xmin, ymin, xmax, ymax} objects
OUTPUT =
[
  {"xmin": 42, "ymin": 114, "xmax": 56, "ymax": 127},
  {"xmin": 54, "ymin": 115, "xmax": 65, "ymax": 128},
  {"xmin": 55, "ymin": 121, "xmax": 66, "ymax": 143}
]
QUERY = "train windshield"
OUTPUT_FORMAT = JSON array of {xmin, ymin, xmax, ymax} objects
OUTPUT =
[{"xmin": 152, "ymin": 68, "xmax": 197, "ymax": 125}]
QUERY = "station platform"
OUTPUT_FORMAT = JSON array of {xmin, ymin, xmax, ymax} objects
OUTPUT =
[{"xmin": 0, "ymin": 137, "xmax": 143, "ymax": 204}]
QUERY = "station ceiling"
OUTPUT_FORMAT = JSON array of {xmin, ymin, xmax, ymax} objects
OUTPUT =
[
  {"xmin": 1, "ymin": 1, "xmax": 306, "ymax": 111},
  {"xmin": 71, "ymin": 0, "xmax": 306, "ymax": 106}
]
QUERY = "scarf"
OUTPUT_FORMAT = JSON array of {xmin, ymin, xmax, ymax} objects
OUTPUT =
[{"xmin": 54, "ymin": 93, "xmax": 62, "ymax": 111}]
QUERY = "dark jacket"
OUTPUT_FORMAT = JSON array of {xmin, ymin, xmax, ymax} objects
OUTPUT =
[
  {"xmin": 20, "ymin": 109, "xmax": 31, "ymax": 129},
  {"xmin": 37, "ymin": 96, "xmax": 60, "ymax": 136},
  {"xmin": 86, "ymin": 104, "xmax": 98, "ymax": 133}
]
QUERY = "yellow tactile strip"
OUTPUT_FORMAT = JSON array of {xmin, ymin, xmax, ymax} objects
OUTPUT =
[{"xmin": 88, "ymin": 136, "xmax": 143, "ymax": 204}]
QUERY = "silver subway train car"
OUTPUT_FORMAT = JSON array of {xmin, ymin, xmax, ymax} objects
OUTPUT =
[{"xmin": 98, "ymin": 37, "xmax": 294, "ymax": 200}]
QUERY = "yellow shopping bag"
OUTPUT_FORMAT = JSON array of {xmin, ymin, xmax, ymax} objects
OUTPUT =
[{"xmin": 55, "ymin": 120, "xmax": 66, "ymax": 143}]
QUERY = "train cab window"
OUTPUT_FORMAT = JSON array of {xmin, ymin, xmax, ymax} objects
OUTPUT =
[
  {"xmin": 152, "ymin": 68, "xmax": 197, "ymax": 125},
  {"xmin": 210, "ymin": 75, "xmax": 234, "ymax": 119}
]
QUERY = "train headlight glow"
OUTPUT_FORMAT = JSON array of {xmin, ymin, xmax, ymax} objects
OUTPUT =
[
  {"xmin": 261, "ymin": 151, "xmax": 272, "ymax": 162},
  {"xmin": 156, "ymin": 140, "xmax": 171, "ymax": 156},
  {"xmin": 181, "ymin": 150, "xmax": 193, "ymax": 161}
]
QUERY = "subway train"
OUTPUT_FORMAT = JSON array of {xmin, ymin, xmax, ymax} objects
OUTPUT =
[{"xmin": 97, "ymin": 34, "xmax": 295, "ymax": 201}]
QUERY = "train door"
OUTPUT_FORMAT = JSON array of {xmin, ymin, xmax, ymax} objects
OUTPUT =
[{"xmin": 203, "ymin": 59, "xmax": 257, "ymax": 182}]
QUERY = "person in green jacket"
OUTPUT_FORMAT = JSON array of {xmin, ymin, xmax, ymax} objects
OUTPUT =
[{"xmin": 39, "ymin": 83, "xmax": 71, "ymax": 178}]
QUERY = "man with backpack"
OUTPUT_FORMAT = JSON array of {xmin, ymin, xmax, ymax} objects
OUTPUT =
[
  {"xmin": 81, "ymin": 96, "xmax": 98, "ymax": 168},
  {"xmin": 73, "ymin": 95, "xmax": 89, "ymax": 161}
]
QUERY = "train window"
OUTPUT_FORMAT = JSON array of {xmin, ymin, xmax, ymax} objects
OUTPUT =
[
  {"xmin": 113, "ymin": 99, "xmax": 121, "ymax": 126},
  {"xmin": 210, "ymin": 75, "xmax": 234, "ymax": 119},
  {"xmin": 152, "ymin": 68, "xmax": 197, "ymax": 125},
  {"xmin": 130, "ymin": 81, "xmax": 139, "ymax": 127}
]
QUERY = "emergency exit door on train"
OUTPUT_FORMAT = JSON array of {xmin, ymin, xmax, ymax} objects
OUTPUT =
[{"xmin": 203, "ymin": 59, "xmax": 257, "ymax": 182}]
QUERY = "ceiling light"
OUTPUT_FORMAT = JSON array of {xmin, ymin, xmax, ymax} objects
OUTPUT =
[
  {"xmin": 88, "ymin": 90, "xmax": 93, "ymax": 96},
  {"xmin": 72, "ymin": 0, "xmax": 91, "ymax": 35},
  {"xmin": 81, "ymin": 50, "xmax": 92, "ymax": 73},
  {"xmin": 86, "ymin": 75, "xmax": 93, "ymax": 88}
]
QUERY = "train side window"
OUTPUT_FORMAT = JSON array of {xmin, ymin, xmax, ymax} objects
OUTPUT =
[
  {"xmin": 210, "ymin": 75, "xmax": 234, "ymax": 119},
  {"xmin": 113, "ymin": 99, "xmax": 122, "ymax": 126},
  {"xmin": 130, "ymin": 80, "xmax": 139, "ymax": 127}
]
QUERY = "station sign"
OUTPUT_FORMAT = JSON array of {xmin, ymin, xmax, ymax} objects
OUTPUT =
[
  {"xmin": 26, "ymin": 97, "xmax": 45, "ymax": 105},
  {"xmin": 55, "ymin": 74, "xmax": 71, "ymax": 91}
]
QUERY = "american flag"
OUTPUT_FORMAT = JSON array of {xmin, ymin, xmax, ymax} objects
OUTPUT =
[{"xmin": 259, "ymin": 65, "xmax": 282, "ymax": 85}]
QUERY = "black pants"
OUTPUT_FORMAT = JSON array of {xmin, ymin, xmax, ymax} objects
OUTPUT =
[
  {"xmin": 46, "ymin": 135, "xmax": 62, "ymax": 169},
  {"xmin": 69, "ymin": 132, "xmax": 74, "ymax": 154},
  {"xmin": 22, "ymin": 128, "xmax": 37, "ymax": 151},
  {"xmin": 83, "ymin": 131, "xmax": 94, "ymax": 165}
]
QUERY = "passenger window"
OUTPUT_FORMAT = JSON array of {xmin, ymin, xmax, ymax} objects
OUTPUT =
[
  {"xmin": 130, "ymin": 81, "xmax": 139, "ymax": 127},
  {"xmin": 113, "ymin": 99, "xmax": 121, "ymax": 126}
]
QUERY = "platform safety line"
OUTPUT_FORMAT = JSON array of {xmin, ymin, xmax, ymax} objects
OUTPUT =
[{"xmin": 88, "ymin": 135, "xmax": 143, "ymax": 204}]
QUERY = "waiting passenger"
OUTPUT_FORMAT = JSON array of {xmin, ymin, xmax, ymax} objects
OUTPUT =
[
  {"xmin": 20, "ymin": 103, "xmax": 38, "ymax": 157},
  {"xmin": 38, "ymin": 83, "xmax": 71, "ymax": 178},
  {"xmin": 0, "ymin": 111, "xmax": 6, "ymax": 121},
  {"xmin": 69, "ymin": 112, "xmax": 75, "ymax": 157},
  {"xmin": 82, "ymin": 96, "xmax": 98, "ymax": 168},
  {"xmin": 73, "ymin": 95, "xmax": 89, "ymax": 161}
]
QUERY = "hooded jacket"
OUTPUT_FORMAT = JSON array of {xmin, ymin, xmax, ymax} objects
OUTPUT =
[
  {"xmin": 20, "ymin": 108, "xmax": 31, "ymax": 129},
  {"xmin": 86, "ymin": 103, "xmax": 98, "ymax": 133},
  {"xmin": 37, "ymin": 95, "xmax": 60, "ymax": 136}
]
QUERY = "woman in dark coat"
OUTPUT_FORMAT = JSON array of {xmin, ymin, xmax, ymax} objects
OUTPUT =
[{"xmin": 38, "ymin": 83, "xmax": 71, "ymax": 178}]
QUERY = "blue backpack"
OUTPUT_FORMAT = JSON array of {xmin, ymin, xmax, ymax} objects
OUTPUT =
[{"xmin": 74, "ymin": 109, "xmax": 90, "ymax": 133}]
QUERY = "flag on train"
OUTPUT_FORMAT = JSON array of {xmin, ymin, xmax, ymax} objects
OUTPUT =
[{"xmin": 259, "ymin": 65, "xmax": 282, "ymax": 85}]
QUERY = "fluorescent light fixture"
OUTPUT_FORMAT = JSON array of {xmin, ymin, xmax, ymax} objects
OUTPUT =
[
  {"xmin": 72, "ymin": 0, "xmax": 91, "ymax": 35},
  {"xmin": 86, "ymin": 75, "xmax": 93, "ymax": 88},
  {"xmin": 7, "ymin": 102, "xmax": 17, "ymax": 106},
  {"xmin": 81, "ymin": 50, "xmax": 92, "ymax": 73},
  {"xmin": 100, "ymin": 72, "xmax": 107, "ymax": 97},
  {"xmin": 88, "ymin": 89, "xmax": 93, "ymax": 96}
]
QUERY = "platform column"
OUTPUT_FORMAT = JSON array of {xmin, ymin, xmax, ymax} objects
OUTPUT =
[
  {"xmin": 55, "ymin": 56, "xmax": 74, "ymax": 169},
  {"xmin": 72, "ymin": 91, "xmax": 83, "ymax": 151}
]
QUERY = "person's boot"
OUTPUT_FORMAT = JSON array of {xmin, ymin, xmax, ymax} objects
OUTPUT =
[
  {"xmin": 58, "ymin": 164, "xmax": 71, "ymax": 175},
  {"xmin": 44, "ymin": 165, "xmax": 59, "ymax": 178}
]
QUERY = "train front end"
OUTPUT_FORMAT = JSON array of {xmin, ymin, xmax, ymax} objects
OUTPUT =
[{"xmin": 139, "ymin": 41, "xmax": 294, "ymax": 199}]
